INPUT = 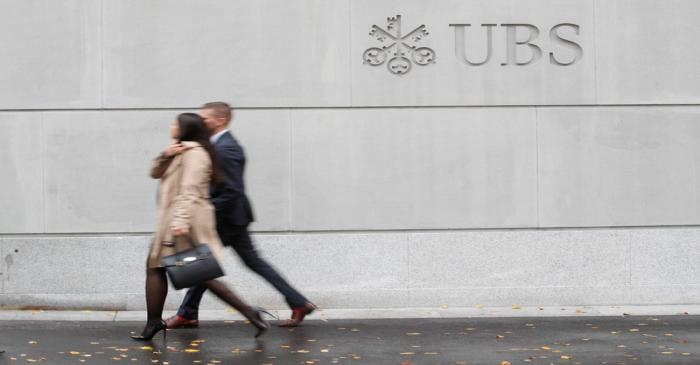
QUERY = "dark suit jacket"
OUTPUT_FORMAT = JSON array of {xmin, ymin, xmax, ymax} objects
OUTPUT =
[{"xmin": 210, "ymin": 131, "xmax": 254, "ymax": 226}]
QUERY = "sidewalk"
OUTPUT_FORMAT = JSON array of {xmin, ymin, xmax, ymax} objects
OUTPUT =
[
  {"xmin": 1, "ymin": 304, "xmax": 699, "ymax": 321},
  {"xmin": 1, "ymin": 306, "xmax": 699, "ymax": 364}
]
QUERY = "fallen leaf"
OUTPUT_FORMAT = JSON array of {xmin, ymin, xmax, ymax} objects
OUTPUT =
[{"xmin": 512, "ymin": 304, "xmax": 522, "ymax": 310}]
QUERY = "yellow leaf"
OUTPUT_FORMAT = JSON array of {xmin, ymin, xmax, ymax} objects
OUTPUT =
[
  {"xmin": 512, "ymin": 304, "xmax": 522, "ymax": 310},
  {"xmin": 561, "ymin": 355, "xmax": 572, "ymax": 360},
  {"xmin": 140, "ymin": 346, "xmax": 153, "ymax": 350},
  {"xmin": 406, "ymin": 332, "xmax": 421, "ymax": 336},
  {"xmin": 184, "ymin": 349, "xmax": 200, "ymax": 353},
  {"xmin": 502, "ymin": 361, "xmax": 512, "ymax": 365},
  {"xmin": 540, "ymin": 346, "xmax": 551, "ymax": 351}
]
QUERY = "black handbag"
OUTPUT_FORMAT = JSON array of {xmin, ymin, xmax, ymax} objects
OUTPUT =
[{"xmin": 161, "ymin": 237, "xmax": 225, "ymax": 290}]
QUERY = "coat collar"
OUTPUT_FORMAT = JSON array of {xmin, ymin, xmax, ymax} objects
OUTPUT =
[
  {"xmin": 180, "ymin": 141, "xmax": 202, "ymax": 149},
  {"xmin": 161, "ymin": 141, "xmax": 202, "ymax": 179}
]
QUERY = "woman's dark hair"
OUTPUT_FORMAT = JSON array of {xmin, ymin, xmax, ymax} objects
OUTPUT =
[{"xmin": 177, "ymin": 112, "xmax": 221, "ymax": 183}]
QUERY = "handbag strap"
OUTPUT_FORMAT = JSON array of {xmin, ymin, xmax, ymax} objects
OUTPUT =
[{"xmin": 162, "ymin": 234, "xmax": 198, "ymax": 250}]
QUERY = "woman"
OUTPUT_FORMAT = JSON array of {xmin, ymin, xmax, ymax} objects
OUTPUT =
[{"xmin": 132, "ymin": 113, "xmax": 269, "ymax": 341}]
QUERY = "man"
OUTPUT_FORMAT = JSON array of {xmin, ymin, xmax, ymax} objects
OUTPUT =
[{"xmin": 166, "ymin": 102, "xmax": 315, "ymax": 328}]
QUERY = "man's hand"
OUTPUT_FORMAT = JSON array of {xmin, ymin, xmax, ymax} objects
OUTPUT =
[
  {"xmin": 171, "ymin": 225, "xmax": 189, "ymax": 237},
  {"xmin": 163, "ymin": 142, "xmax": 185, "ymax": 157}
]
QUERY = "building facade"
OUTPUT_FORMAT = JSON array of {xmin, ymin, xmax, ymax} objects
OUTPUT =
[{"xmin": 1, "ymin": 0, "xmax": 700, "ymax": 310}]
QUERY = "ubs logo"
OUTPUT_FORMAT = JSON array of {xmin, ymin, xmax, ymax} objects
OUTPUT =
[
  {"xmin": 363, "ymin": 14, "xmax": 583, "ymax": 75},
  {"xmin": 362, "ymin": 15, "xmax": 436, "ymax": 76}
]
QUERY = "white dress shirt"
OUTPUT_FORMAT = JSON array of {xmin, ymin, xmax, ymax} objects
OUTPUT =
[{"xmin": 210, "ymin": 129, "xmax": 229, "ymax": 144}]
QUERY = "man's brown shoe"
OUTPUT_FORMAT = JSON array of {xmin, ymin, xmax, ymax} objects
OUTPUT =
[
  {"xmin": 165, "ymin": 315, "xmax": 199, "ymax": 329},
  {"xmin": 278, "ymin": 302, "xmax": 317, "ymax": 327}
]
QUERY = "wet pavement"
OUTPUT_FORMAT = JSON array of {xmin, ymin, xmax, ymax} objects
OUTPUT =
[{"xmin": 1, "ymin": 316, "xmax": 699, "ymax": 365}]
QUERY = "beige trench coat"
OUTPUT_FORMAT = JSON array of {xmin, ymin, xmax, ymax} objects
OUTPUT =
[{"xmin": 147, "ymin": 141, "xmax": 225, "ymax": 269}]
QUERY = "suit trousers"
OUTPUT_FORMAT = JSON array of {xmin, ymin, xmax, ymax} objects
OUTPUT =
[{"xmin": 177, "ymin": 224, "xmax": 308, "ymax": 319}]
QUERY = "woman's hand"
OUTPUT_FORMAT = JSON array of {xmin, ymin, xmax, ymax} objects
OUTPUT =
[
  {"xmin": 163, "ymin": 142, "xmax": 185, "ymax": 158},
  {"xmin": 171, "ymin": 225, "xmax": 189, "ymax": 236}
]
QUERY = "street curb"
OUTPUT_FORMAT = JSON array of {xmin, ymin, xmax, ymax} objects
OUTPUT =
[{"xmin": 1, "ymin": 305, "xmax": 698, "ymax": 321}]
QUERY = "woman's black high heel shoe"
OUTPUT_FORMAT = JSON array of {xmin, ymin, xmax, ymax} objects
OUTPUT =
[
  {"xmin": 247, "ymin": 307, "xmax": 276, "ymax": 338},
  {"xmin": 131, "ymin": 320, "xmax": 167, "ymax": 341}
]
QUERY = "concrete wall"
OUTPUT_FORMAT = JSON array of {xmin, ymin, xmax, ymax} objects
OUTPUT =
[{"xmin": 1, "ymin": 0, "xmax": 699, "ymax": 310}]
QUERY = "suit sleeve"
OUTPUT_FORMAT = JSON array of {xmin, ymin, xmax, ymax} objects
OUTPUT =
[
  {"xmin": 210, "ymin": 144, "xmax": 246, "ymax": 213},
  {"xmin": 170, "ymin": 150, "xmax": 209, "ymax": 230}
]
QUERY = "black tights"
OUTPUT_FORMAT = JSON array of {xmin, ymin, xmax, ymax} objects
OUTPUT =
[{"xmin": 145, "ymin": 268, "xmax": 254, "ymax": 325}]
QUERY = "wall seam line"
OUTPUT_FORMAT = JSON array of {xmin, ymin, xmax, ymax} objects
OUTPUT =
[
  {"xmin": 347, "ymin": 0, "xmax": 354, "ymax": 107},
  {"xmin": 99, "ymin": 0, "xmax": 105, "ymax": 109},
  {"xmin": 2, "ymin": 104, "xmax": 700, "ymax": 113},
  {"xmin": 2, "ymin": 225, "xmax": 700, "ymax": 238},
  {"xmin": 535, "ymin": 107, "xmax": 540, "ymax": 228},
  {"xmin": 40, "ymin": 112, "xmax": 46, "ymax": 233},
  {"xmin": 288, "ymin": 108, "xmax": 294, "ymax": 231},
  {"xmin": 593, "ymin": 0, "xmax": 599, "ymax": 103}
]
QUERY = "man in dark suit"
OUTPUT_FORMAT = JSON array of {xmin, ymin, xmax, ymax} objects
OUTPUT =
[{"xmin": 166, "ymin": 102, "xmax": 315, "ymax": 328}]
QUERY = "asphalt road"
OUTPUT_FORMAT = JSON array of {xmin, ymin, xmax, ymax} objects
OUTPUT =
[{"xmin": 1, "ymin": 316, "xmax": 698, "ymax": 365}]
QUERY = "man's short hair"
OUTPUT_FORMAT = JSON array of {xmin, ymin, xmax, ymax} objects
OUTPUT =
[{"xmin": 202, "ymin": 101, "xmax": 232, "ymax": 122}]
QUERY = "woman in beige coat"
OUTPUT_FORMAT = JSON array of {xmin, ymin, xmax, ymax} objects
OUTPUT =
[{"xmin": 132, "ymin": 113, "xmax": 270, "ymax": 341}]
